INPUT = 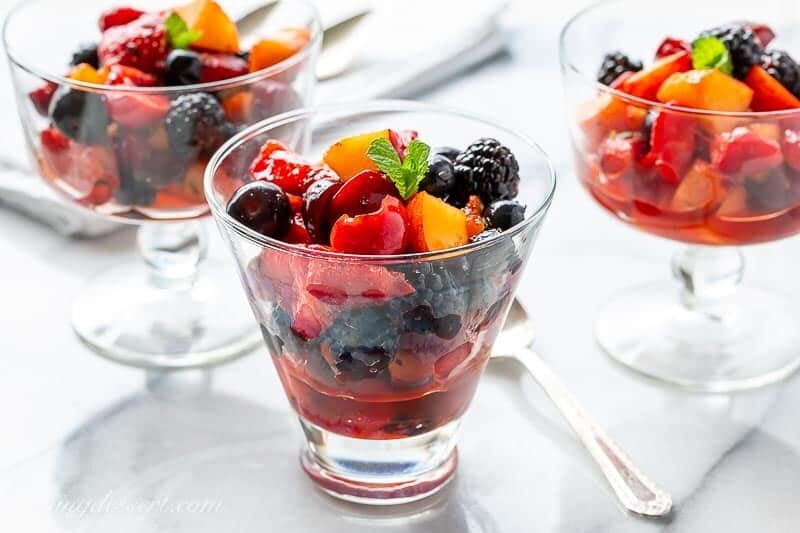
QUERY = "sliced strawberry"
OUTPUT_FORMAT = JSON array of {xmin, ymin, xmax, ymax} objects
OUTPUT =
[
  {"xmin": 106, "ymin": 93, "xmax": 170, "ymax": 129},
  {"xmin": 249, "ymin": 141, "xmax": 317, "ymax": 195},
  {"xmin": 330, "ymin": 196, "xmax": 409, "ymax": 255},
  {"xmin": 29, "ymin": 83, "xmax": 57, "ymax": 116},
  {"xmin": 647, "ymin": 110, "xmax": 696, "ymax": 184},
  {"xmin": 99, "ymin": 6, "xmax": 145, "ymax": 31},
  {"xmin": 98, "ymin": 13, "xmax": 168, "ymax": 74},
  {"xmin": 745, "ymin": 65, "xmax": 800, "ymax": 111},
  {"xmin": 711, "ymin": 127, "xmax": 783, "ymax": 176},
  {"xmin": 621, "ymin": 51, "xmax": 692, "ymax": 101},
  {"xmin": 598, "ymin": 133, "xmax": 647, "ymax": 177},
  {"xmin": 655, "ymin": 37, "xmax": 691, "ymax": 59},
  {"xmin": 200, "ymin": 53, "xmax": 249, "ymax": 82},
  {"xmin": 41, "ymin": 127, "xmax": 70, "ymax": 152},
  {"xmin": 103, "ymin": 64, "xmax": 158, "ymax": 86},
  {"xmin": 388, "ymin": 129, "xmax": 418, "ymax": 160}
]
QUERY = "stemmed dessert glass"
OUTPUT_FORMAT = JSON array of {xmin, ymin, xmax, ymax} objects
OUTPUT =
[
  {"xmin": 4, "ymin": 0, "xmax": 321, "ymax": 368},
  {"xmin": 205, "ymin": 101, "xmax": 556, "ymax": 504},
  {"xmin": 561, "ymin": 0, "xmax": 800, "ymax": 391}
]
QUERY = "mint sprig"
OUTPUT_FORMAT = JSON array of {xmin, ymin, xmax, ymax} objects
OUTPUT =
[
  {"xmin": 691, "ymin": 36, "xmax": 733, "ymax": 76},
  {"xmin": 166, "ymin": 12, "xmax": 202, "ymax": 49},
  {"xmin": 367, "ymin": 138, "xmax": 430, "ymax": 200}
]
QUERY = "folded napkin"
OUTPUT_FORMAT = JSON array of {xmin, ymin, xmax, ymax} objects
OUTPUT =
[{"xmin": 0, "ymin": 0, "xmax": 510, "ymax": 237}]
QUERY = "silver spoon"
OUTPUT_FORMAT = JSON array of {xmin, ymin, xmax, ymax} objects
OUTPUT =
[
  {"xmin": 492, "ymin": 300, "xmax": 673, "ymax": 517},
  {"xmin": 235, "ymin": 1, "xmax": 372, "ymax": 80}
]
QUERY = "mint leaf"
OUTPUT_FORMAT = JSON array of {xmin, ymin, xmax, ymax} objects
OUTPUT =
[
  {"xmin": 691, "ymin": 36, "xmax": 733, "ymax": 76},
  {"xmin": 367, "ymin": 137, "xmax": 430, "ymax": 200},
  {"xmin": 166, "ymin": 12, "xmax": 202, "ymax": 49}
]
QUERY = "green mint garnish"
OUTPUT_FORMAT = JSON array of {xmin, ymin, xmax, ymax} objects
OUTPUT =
[
  {"xmin": 691, "ymin": 36, "xmax": 733, "ymax": 76},
  {"xmin": 165, "ymin": 12, "xmax": 202, "ymax": 49},
  {"xmin": 367, "ymin": 138, "xmax": 431, "ymax": 200}
]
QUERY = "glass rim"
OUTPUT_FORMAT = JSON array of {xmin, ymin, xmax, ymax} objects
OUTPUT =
[
  {"xmin": 2, "ymin": 0, "xmax": 323, "ymax": 94},
  {"xmin": 559, "ymin": 0, "xmax": 800, "ymax": 119},
  {"xmin": 204, "ymin": 99, "xmax": 558, "ymax": 263}
]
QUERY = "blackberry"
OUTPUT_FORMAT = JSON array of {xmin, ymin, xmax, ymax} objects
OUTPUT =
[
  {"xmin": 698, "ymin": 24, "xmax": 763, "ymax": 79},
  {"xmin": 70, "ymin": 43, "xmax": 99, "ymax": 68},
  {"xmin": 760, "ymin": 50, "xmax": 800, "ymax": 97},
  {"xmin": 596, "ymin": 51, "xmax": 642, "ymax": 86},
  {"xmin": 452, "ymin": 138, "xmax": 520, "ymax": 206},
  {"xmin": 49, "ymin": 88, "xmax": 109, "ymax": 144},
  {"xmin": 165, "ymin": 93, "xmax": 229, "ymax": 159}
]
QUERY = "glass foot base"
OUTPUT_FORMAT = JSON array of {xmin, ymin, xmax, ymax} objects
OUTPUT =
[
  {"xmin": 72, "ymin": 259, "xmax": 261, "ymax": 369},
  {"xmin": 299, "ymin": 418, "xmax": 459, "ymax": 505},
  {"xmin": 596, "ymin": 281, "xmax": 800, "ymax": 392}
]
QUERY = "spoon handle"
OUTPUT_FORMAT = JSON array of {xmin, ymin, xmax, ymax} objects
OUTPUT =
[{"xmin": 514, "ymin": 347, "xmax": 673, "ymax": 517}]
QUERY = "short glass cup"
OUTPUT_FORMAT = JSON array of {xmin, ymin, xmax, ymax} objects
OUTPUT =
[
  {"xmin": 205, "ymin": 101, "xmax": 556, "ymax": 504},
  {"xmin": 4, "ymin": 0, "xmax": 321, "ymax": 368},
  {"xmin": 561, "ymin": 0, "xmax": 800, "ymax": 391}
]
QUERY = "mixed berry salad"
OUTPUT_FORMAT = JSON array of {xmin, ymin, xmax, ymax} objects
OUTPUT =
[
  {"xmin": 224, "ymin": 130, "xmax": 531, "ymax": 438},
  {"xmin": 578, "ymin": 22, "xmax": 800, "ymax": 244},
  {"xmin": 31, "ymin": 0, "xmax": 312, "ymax": 219}
]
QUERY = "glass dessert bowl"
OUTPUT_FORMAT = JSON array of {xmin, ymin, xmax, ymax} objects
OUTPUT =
[
  {"xmin": 205, "ymin": 101, "xmax": 556, "ymax": 504},
  {"xmin": 4, "ymin": 0, "xmax": 321, "ymax": 368},
  {"xmin": 561, "ymin": 0, "xmax": 800, "ymax": 391}
]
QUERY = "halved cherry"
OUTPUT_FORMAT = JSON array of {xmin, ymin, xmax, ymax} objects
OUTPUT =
[
  {"xmin": 249, "ymin": 140, "xmax": 318, "ymax": 194},
  {"xmin": 284, "ymin": 211, "xmax": 313, "ymax": 244},
  {"xmin": 330, "ymin": 196, "xmax": 409, "ymax": 255},
  {"xmin": 303, "ymin": 178, "xmax": 342, "ymax": 243},
  {"xmin": 327, "ymin": 170, "xmax": 400, "ymax": 225}
]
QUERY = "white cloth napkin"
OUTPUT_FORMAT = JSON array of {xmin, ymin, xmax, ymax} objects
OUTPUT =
[{"xmin": 0, "ymin": 0, "xmax": 510, "ymax": 237}]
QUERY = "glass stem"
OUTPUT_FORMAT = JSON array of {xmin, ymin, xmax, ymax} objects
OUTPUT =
[
  {"xmin": 137, "ymin": 222, "xmax": 208, "ymax": 287},
  {"xmin": 671, "ymin": 245, "xmax": 744, "ymax": 314}
]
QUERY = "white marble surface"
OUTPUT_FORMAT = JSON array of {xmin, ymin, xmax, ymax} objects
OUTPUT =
[{"xmin": 2, "ymin": 1, "xmax": 800, "ymax": 532}]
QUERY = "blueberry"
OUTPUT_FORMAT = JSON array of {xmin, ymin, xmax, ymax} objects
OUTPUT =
[
  {"xmin": 435, "ymin": 314, "xmax": 461, "ymax": 340},
  {"xmin": 486, "ymin": 200, "xmax": 526, "ymax": 231},
  {"xmin": 419, "ymin": 154, "xmax": 456, "ymax": 197},
  {"xmin": 432, "ymin": 146, "xmax": 460, "ymax": 162},
  {"xmin": 164, "ymin": 50, "xmax": 202, "ymax": 86},
  {"xmin": 227, "ymin": 181, "xmax": 291, "ymax": 238},
  {"xmin": 50, "ymin": 88, "xmax": 109, "ymax": 144},
  {"xmin": 70, "ymin": 42, "xmax": 99, "ymax": 68}
]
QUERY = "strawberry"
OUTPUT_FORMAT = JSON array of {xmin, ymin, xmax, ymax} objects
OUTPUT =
[
  {"xmin": 249, "ymin": 141, "xmax": 319, "ymax": 195},
  {"xmin": 711, "ymin": 127, "xmax": 783, "ymax": 177},
  {"xmin": 200, "ymin": 53, "xmax": 249, "ymax": 83},
  {"xmin": 655, "ymin": 37, "xmax": 691, "ymax": 59},
  {"xmin": 98, "ymin": 13, "xmax": 168, "ymax": 74},
  {"xmin": 29, "ymin": 83, "xmax": 57, "ymax": 116},
  {"xmin": 106, "ymin": 93, "xmax": 170, "ymax": 129},
  {"xmin": 99, "ymin": 6, "xmax": 145, "ymax": 31},
  {"xmin": 103, "ymin": 64, "xmax": 158, "ymax": 86},
  {"xmin": 647, "ymin": 110, "xmax": 696, "ymax": 185},
  {"xmin": 41, "ymin": 127, "xmax": 71, "ymax": 152}
]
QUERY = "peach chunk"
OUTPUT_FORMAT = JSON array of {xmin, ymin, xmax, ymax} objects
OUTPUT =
[
  {"xmin": 248, "ymin": 28, "xmax": 310, "ymax": 72},
  {"xmin": 176, "ymin": 0, "xmax": 240, "ymax": 53},
  {"xmin": 68, "ymin": 64, "xmax": 105, "ymax": 84},
  {"xmin": 670, "ymin": 161, "xmax": 722, "ymax": 214},
  {"xmin": 657, "ymin": 69, "xmax": 753, "ymax": 112},
  {"xmin": 406, "ymin": 192, "xmax": 468, "ymax": 252},
  {"xmin": 323, "ymin": 129, "xmax": 390, "ymax": 181}
]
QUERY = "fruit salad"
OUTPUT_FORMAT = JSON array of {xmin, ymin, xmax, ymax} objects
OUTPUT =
[
  {"xmin": 223, "ymin": 130, "xmax": 528, "ymax": 438},
  {"xmin": 29, "ymin": 0, "xmax": 314, "ymax": 220},
  {"xmin": 576, "ymin": 22, "xmax": 800, "ymax": 244}
]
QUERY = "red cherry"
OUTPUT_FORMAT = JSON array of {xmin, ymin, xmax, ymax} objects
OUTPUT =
[
  {"xmin": 284, "ymin": 211, "xmax": 313, "ymax": 244},
  {"xmin": 200, "ymin": 53, "xmax": 249, "ymax": 83},
  {"xmin": 99, "ymin": 6, "xmax": 145, "ymax": 31},
  {"xmin": 330, "ymin": 196, "xmax": 409, "ymax": 255},
  {"xmin": 327, "ymin": 170, "xmax": 400, "ymax": 225},
  {"xmin": 303, "ymin": 178, "xmax": 342, "ymax": 244},
  {"xmin": 742, "ymin": 22, "xmax": 776, "ymax": 47},
  {"xmin": 655, "ymin": 37, "xmax": 691, "ymax": 59},
  {"xmin": 106, "ymin": 93, "xmax": 170, "ymax": 128},
  {"xmin": 249, "ymin": 141, "xmax": 317, "ymax": 195},
  {"xmin": 41, "ymin": 127, "xmax": 70, "ymax": 152}
]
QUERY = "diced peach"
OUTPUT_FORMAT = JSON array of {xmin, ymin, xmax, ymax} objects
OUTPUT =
[
  {"xmin": 222, "ymin": 91, "xmax": 253, "ymax": 122},
  {"xmin": 578, "ymin": 95, "xmax": 638, "ymax": 147},
  {"xmin": 621, "ymin": 51, "xmax": 692, "ymax": 101},
  {"xmin": 745, "ymin": 65, "xmax": 800, "ymax": 111},
  {"xmin": 657, "ymin": 69, "xmax": 753, "ymax": 112},
  {"xmin": 670, "ymin": 161, "xmax": 722, "ymax": 214},
  {"xmin": 748, "ymin": 122, "xmax": 781, "ymax": 143},
  {"xmin": 248, "ymin": 28, "xmax": 310, "ymax": 72},
  {"xmin": 68, "ymin": 63, "xmax": 106, "ymax": 84},
  {"xmin": 323, "ymin": 129, "xmax": 389, "ymax": 180},
  {"xmin": 406, "ymin": 192, "xmax": 468, "ymax": 252},
  {"xmin": 176, "ymin": 0, "xmax": 240, "ymax": 53}
]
